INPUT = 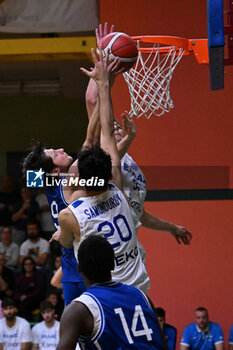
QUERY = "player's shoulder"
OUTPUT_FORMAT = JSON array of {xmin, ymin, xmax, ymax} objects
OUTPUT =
[
  {"xmin": 58, "ymin": 206, "xmax": 78, "ymax": 230},
  {"xmin": 59, "ymin": 206, "xmax": 73, "ymax": 221}
]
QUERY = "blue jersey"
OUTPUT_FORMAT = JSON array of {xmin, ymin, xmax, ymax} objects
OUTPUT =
[
  {"xmin": 180, "ymin": 321, "xmax": 224, "ymax": 350},
  {"xmin": 76, "ymin": 282, "xmax": 165, "ymax": 350},
  {"xmin": 46, "ymin": 178, "xmax": 83, "ymax": 284},
  {"xmin": 163, "ymin": 324, "xmax": 176, "ymax": 350},
  {"xmin": 229, "ymin": 325, "xmax": 233, "ymax": 345}
]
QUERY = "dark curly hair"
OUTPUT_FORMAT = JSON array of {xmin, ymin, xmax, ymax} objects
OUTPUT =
[
  {"xmin": 77, "ymin": 146, "xmax": 111, "ymax": 191},
  {"xmin": 22, "ymin": 140, "xmax": 55, "ymax": 175},
  {"xmin": 78, "ymin": 236, "xmax": 114, "ymax": 283}
]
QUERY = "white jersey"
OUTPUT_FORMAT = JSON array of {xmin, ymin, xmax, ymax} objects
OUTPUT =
[
  {"xmin": 32, "ymin": 320, "xmax": 60, "ymax": 349},
  {"xmin": 121, "ymin": 153, "xmax": 147, "ymax": 263},
  {"xmin": 68, "ymin": 183, "xmax": 150, "ymax": 293},
  {"xmin": 0, "ymin": 316, "xmax": 32, "ymax": 349},
  {"xmin": 121, "ymin": 153, "xmax": 147, "ymax": 221}
]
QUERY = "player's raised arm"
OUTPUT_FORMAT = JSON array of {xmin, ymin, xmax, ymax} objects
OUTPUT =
[{"xmin": 80, "ymin": 46, "xmax": 124, "ymax": 189}]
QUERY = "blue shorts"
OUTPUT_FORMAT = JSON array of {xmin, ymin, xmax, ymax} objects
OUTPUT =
[{"xmin": 63, "ymin": 281, "xmax": 86, "ymax": 306}]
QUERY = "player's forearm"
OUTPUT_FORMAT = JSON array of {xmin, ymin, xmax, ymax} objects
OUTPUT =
[
  {"xmin": 140, "ymin": 210, "xmax": 176, "ymax": 232},
  {"xmin": 98, "ymin": 82, "xmax": 114, "ymax": 137},
  {"xmin": 117, "ymin": 133, "xmax": 135, "ymax": 159},
  {"xmin": 85, "ymin": 78, "xmax": 98, "ymax": 120},
  {"xmin": 84, "ymin": 99, "xmax": 101, "ymax": 147}
]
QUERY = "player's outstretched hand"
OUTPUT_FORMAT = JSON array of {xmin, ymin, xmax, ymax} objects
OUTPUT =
[
  {"xmin": 49, "ymin": 229, "xmax": 61, "ymax": 243},
  {"xmin": 80, "ymin": 48, "xmax": 122, "ymax": 83},
  {"xmin": 121, "ymin": 110, "xmax": 136, "ymax": 140},
  {"xmin": 170, "ymin": 225, "xmax": 192, "ymax": 245},
  {"xmin": 96, "ymin": 22, "xmax": 115, "ymax": 48}
]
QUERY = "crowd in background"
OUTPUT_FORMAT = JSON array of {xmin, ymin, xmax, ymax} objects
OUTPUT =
[
  {"xmin": 0, "ymin": 174, "xmax": 233, "ymax": 350},
  {"xmin": 0, "ymin": 174, "xmax": 64, "ymax": 323}
]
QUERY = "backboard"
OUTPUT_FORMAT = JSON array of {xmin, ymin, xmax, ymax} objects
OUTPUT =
[{"xmin": 207, "ymin": 0, "xmax": 233, "ymax": 90}]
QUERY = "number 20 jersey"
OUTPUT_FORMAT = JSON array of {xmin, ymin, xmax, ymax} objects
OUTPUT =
[{"xmin": 68, "ymin": 183, "xmax": 150, "ymax": 293}]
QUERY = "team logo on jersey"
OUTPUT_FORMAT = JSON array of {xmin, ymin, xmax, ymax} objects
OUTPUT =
[{"xmin": 26, "ymin": 169, "xmax": 44, "ymax": 188}]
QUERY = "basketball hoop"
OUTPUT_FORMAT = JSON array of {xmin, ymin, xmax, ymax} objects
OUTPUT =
[{"xmin": 123, "ymin": 35, "xmax": 208, "ymax": 119}]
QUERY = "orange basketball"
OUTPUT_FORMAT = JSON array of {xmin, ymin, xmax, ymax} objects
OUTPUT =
[{"xmin": 101, "ymin": 32, "xmax": 138, "ymax": 72}]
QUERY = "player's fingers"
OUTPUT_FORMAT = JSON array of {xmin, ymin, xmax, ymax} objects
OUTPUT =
[
  {"xmin": 109, "ymin": 57, "xmax": 120, "ymax": 72},
  {"xmin": 186, "ymin": 230, "xmax": 192, "ymax": 241},
  {"xmin": 110, "ymin": 24, "xmax": 115, "ymax": 33},
  {"xmin": 104, "ymin": 48, "xmax": 110, "ymax": 64},
  {"xmin": 99, "ymin": 23, "xmax": 103, "ymax": 39},
  {"xmin": 95, "ymin": 28, "xmax": 100, "ymax": 46},
  {"xmin": 114, "ymin": 66, "xmax": 124, "ymax": 75},
  {"xmin": 104, "ymin": 22, "xmax": 108, "ymax": 37},
  {"xmin": 91, "ymin": 47, "xmax": 99, "ymax": 64},
  {"xmin": 80, "ymin": 67, "xmax": 92, "ymax": 77},
  {"xmin": 182, "ymin": 233, "xmax": 191, "ymax": 245}
]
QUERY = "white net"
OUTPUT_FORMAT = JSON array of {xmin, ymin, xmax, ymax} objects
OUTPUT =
[{"xmin": 123, "ymin": 41, "xmax": 185, "ymax": 119}]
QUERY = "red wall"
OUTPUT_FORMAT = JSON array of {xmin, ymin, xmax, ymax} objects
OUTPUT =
[
  {"xmin": 139, "ymin": 200, "xmax": 233, "ymax": 346},
  {"xmin": 100, "ymin": 0, "xmax": 233, "ymax": 187},
  {"xmin": 100, "ymin": 0, "xmax": 233, "ymax": 347}
]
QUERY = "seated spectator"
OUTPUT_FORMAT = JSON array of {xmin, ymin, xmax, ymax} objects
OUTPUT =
[
  {"xmin": 0, "ymin": 300, "xmax": 3, "ymax": 319},
  {"xmin": 14, "ymin": 257, "xmax": 45, "ymax": 322},
  {"xmin": 155, "ymin": 307, "xmax": 177, "ymax": 350},
  {"xmin": 19, "ymin": 220, "xmax": 50, "ymax": 270},
  {"xmin": 0, "ymin": 226, "xmax": 19, "ymax": 270},
  {"xmin": 180, "ymin": 306, "xmax": 224, "ymax": 350},
  {"xmin": 46, "ymin": 255, "xmax": 62, "ymax": 291},
  {"xmin": 0, "ymin": 175, "xmax": 19, "ymax": 229},
  {"xmin": 34, "ymin": 189, "xmax": 55, "ymax": 241},
  {"xmin": 229, "ymin": 325, "xmax": 233, "ymax": 350},
  {"xmin": 0, "ymin": 253, "xmax": 14, "ymax": 300},
  {"xmin": 46, "ymin": 290, "xmax": 64, "ymax": 321},
  {"xmin": 0, "ymin": 297, "xmax": 32, "ymax": 349},
  {"xmin": 11, "ymin": 187, "xmax": 40, "ymax": 246},
  {"xmin": 31, "ymin": 300, "xmax": 60, "ymax": 350}
]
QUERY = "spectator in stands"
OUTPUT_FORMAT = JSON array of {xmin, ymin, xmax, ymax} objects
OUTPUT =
[
  {"xmin": 34, "ymin": 189, "xmax": 55, "ymax": 241},
  {"xmin": 19, "ymin": 220, "xmax": 50, "ymax": 269},
  {"xmin": 0, "ymin": 297, "xmax": 32, "ymax": 349},
  {"xmin": 14, "ymin": 257, "xmax": 45, "ymax": 322},
  {"xmin": 0, "ymin": 175, "xmax": 19, "ymax": 229},
  {"xmin": 180, "ymin": 306, "xmax": 224, "ymax": 350},
  {"xmin": 46, "ymin": 255, "xmax": 62, "ymax": 292},
  {"xmin": 0, "ymin": 300, "xmax": 3, "ymax": 319},
  {"xmin": 0, "ymin": 253, "xmax": 14, "ymax": 300},
  {"xmin": 31, "ymin": 300, "xmax": 60, "ymax": 350},
  {"xmin": 11, "ymin": 187, "xmax": 40, "ymax": 246},
  {"xmin": 46, "ymin": 290, "xmax": 64, "ymax": 321},
  {"xmin": 155, "ymin": 307, "xmax": 177, "ymax": 350},
  {"xmin": 0, "ymin": 226, "xmax": 19, "ymax": 270},
  {"xmin": 229, "ymin": 325, "xmax": 233, "ymax": 350}
]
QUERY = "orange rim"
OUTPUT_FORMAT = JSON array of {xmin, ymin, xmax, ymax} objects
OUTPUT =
[{"xmin": 132, "ymin": 35, "xmax": 209, "ymax": 64}]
